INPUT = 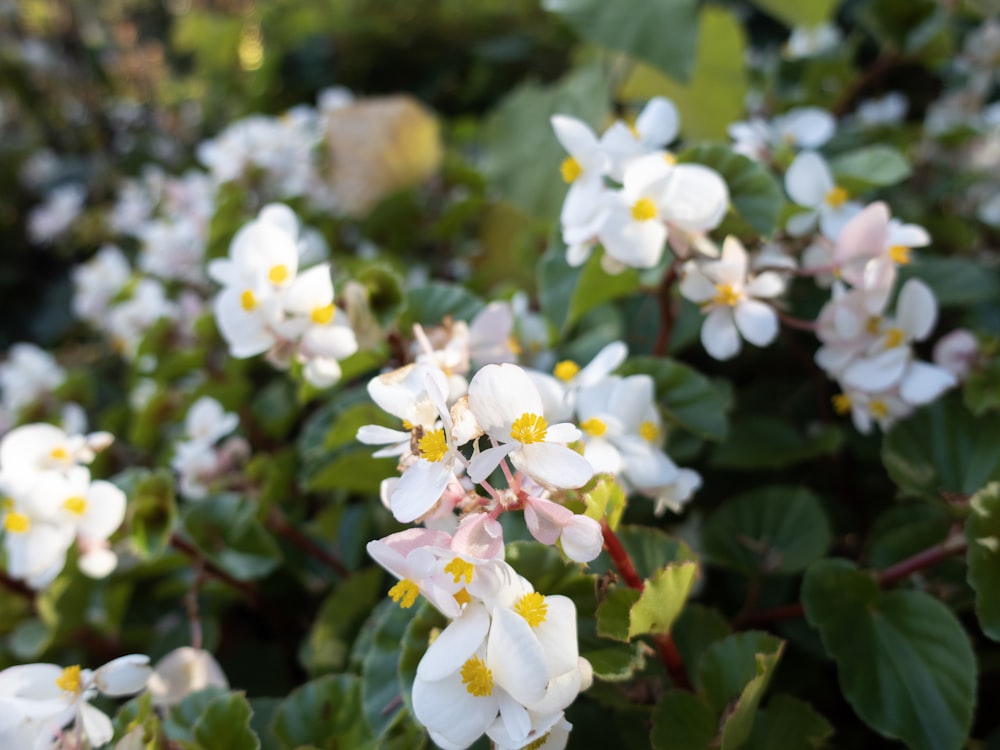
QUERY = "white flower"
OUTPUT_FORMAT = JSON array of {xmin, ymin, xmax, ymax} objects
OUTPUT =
[
  {"xmin": 146, "ymin": 648, "xmax": 229, "ymax": 708},
  {"xmin": 550, "ymin": 115, "xmax": 609, "ymax": 231},
  {"xmin": 367, "ymin": 528, "xmax": 464, "ymax": 618},
  {"xmin": 854, "ymin": 92, "xmax": 908, "ymax": 127},
  {"xmin": 357, "ymin": 364, "xmax": 451, "ymax": 457},
  {"xmin": 27, "ymin": 184, "xmax": 85, "ymax": 244},
  {"xmin": 71, "ymin": 245, "xmax": 131, "ymax": 326},
  {"xmin": 784, "ymin": 151, "xmax": 861, "ymax": 238},
  {"xmin": 933, "ymin": 329, "xmax": 979, "ymax": 381},
  {"xmin": 599, "ymin": 97, "xmax": 680, "ymax": 179},
  {"xmin": 729, "ymin": 107, "xmax": 835, "ymax": 160},
  {"xmin": 183, "ymin": 397, "xmax": 239, "ymax": 446},
  {"xmin": 528, "ymin": 341, "xmax": 628, "ymax": 423},
  {"xmin": 680, "ymin": 237, "xmax": 784, "ymax": 360},
  {"xmin": 0, "ymin": 343, "xmax": 65, "ymax": 418},
  {"xmin": 785, "ymin": 23, "xmax": 842, "ymax": 58},
  {"xmin": 105, "ymin": 279, "xmax": 177, "ymax": 358},
  {"xmin": 522, "ymin": 494, "xmax": 602, "ymax": 563},
  {"xmin": 466, "ymin": 365, "xmax": 593, "ymax": 490}
]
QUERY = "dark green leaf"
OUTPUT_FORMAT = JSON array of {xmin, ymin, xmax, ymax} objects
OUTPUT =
[
  {"xmin": 545, "ymin": 0, "xmax": 698, "ymax": 82},
  {"xmin": 301, "ymin": 567, "xmax": 384, "ymax": 675},
  {"xmin": 115, "ymin": 467, "xmax": 177, "ymax": 560},
  {"xmin": 967, "ymin": 483, "xmax": 1000, "ymax": 641},
  {"xmin": 710, "ymin": 417, "xmax": 842, "ymax": 470},
  {"xmin": 802, "ymin": 559, "xmax": 976, "ymax": 750},
  {"xmin": 272, "ymin": 674, "xmax": 375, "ymax": 750},
  {"xmin": 650, "ymin": 690, "xmax": 718, "ymax": 750},
  {"xmin": 192, "ymin": 692, "xmax": 261, "ymax": 750},
  {"xmin": 743, "ymin": 694, "xmax": 833, "ymax": 750},
  {"xmin": 695, "ymin": 631, "xmax": 784, "ymax": 716},
  {"xmin": 401, "ymin": 281, "xmax": 484, "ymax": 328},
  {"xmin": 702, "ymin": 486, "xmax": 832, "ymax": 575},
  {"xmin": 671, "ymin": 604, "xmax": 732, "ymax": 674},
  {"xmin": 749, "ymin": 0, "xmax": 842, "ymax": 27},
  {"xmin": 596, "ymin": 587, "xmax": 641, "ymax": 642},
  {"xmin": 566, "ymin": 251, "xmax": 640, "ymax": 330},
  {"xmin": 181, "ymin": 494, "xmax": 281, "ymax": 581},
  {"xmin": 829, "ymin": 145, "xmax": 912, "ymax": 192},
  {"xmin": 899, "ymin": 258, "xmax": 1000, "ymax": 307}
]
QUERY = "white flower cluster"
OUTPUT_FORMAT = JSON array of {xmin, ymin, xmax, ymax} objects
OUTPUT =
[
  {"xmin": 0, "ymin": 655, "xmax": 151, "ymax": 748},
  {"xmin": 551, "ymin": 97, "xmax": 729, "ymax": 273},
  {"xmin": 0, "ymin": 343, "xmax": 66, "ymax": 427},
  {"xmin": 208, "ymin": 203, "xmax": 358, "ymax": 388},
  {"xmin": 0, "ymin": 424, "xmax": 125, "ymax": 588},
  {"xmin": 170, "ymin": 396, "xmax": 243, "ymax": 500}
]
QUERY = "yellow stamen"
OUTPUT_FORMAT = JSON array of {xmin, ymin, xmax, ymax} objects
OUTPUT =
[
  {"xmin": 524, "ymin": 736, "xmax": 550, "ymax": 750},
  {"xmin": 240, "ymin": 290, "xmax": 257, "ymax": 312},
  {"xmin": 825, "ymin": 186, "xmax": 849, "ymax": 208},
  {"xmin": 832, "ymin": 394, "xmax": 852, "ymax": 415},
  {"xmin": 870, "ymin": 399, "xmax": 889, "ymax": 419},
  {"xmin": 444, "ymin": 558, "xmax": 474, "ymax": 584},
  {"xmin": 639, "ymin": 421, "xmax": 660, "ymax": 442},
  {"xmin": 888, "ymin": 245, "xmax": 911, "ymax": 265},
  {"xmin": 388, "ymin": 579, "xmax": 420, "ymax": 609},
  {"xmin": 580, "ymin": 418, "xmax": 607, "ymax": 437},
  {"xmin": 310, "ymin": 304, "xmax": 335, "ymax": 325},
  {"xmin": 507, "ymin": 337, "xmax": 522, "ymax": 356},
  {"xmin": 663, "ymin": 151, "xmax": 677, "ymax": 166},
  {"xmin": 268, "ymin": 264, "xmax": 289, "ymax": 284},
  {"xmin": 514, "ymin": 592, "xmax": 548, "ymax": 628},
  {"xmin": 3, "ymin": 512, "xmax": 30, "ymax": 534},
  {"xmin": 631, "ymin": 197, "xmax": 657, "ymax": 222},
  {"xmin": 49, "ymin": 446, "xmax": 69, "ymax": 462},
  {"xmin": 713, "ymin": 283, "xmax": 740, "ymax": 307},
  {"xmin": 1, "ymin": 497, "xmax": 13, "ymax": 512},
  {"xmin": 460, "ymin": 656, "xmax": 494, "ymax": 697},
  {"xmin": 864, "ymin": 316, "xmax": 882, "ymax": 335},
  {"xmin": 453, "ymin": 588, "xmax": 471, "ymax": 606},
  {"xmin": 55, "ymin": 665, "xmax": 81, "ymax": 693},
  {"xmin": 402, "ymin": 420, "xmax": 414, "ymax": 431},
  {"xmin": 560, "ymin": 157, "xmax": 582, "ymax": 184},
  {"xmin": 553, "ymin": 360, "xmax": 579, "ymax": 382},
  {"xmin": 511, "ymin": 413, "xmax": 548, "ymax": 444},
  {"xmin": 418, "ymin": 429, "xmax": 448, "ymax": 462},
  {"xmin": 884, "ymin": 327, "xmax": 905, "ymax": 348},
  {"xmin": 627, "ymin": 122, "xmax": 640, "ymax": 138},
  {"xmin": 62, "ymin": 496, "xmax": 87, "ymax": 516}
]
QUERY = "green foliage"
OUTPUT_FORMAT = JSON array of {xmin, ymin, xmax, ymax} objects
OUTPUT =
[
  {"xmin": 545, "ymin": 0, "xmax": 698, "ymax": 83},
  {"xmin": 583, "ymin": 477, "xmax": 627, "ymax": 530},
  {"xmin": 803, "ymin": 559, "xmax": 977, "ymax": 750},
  {"xmin": 749, "ymin": 0, "xmax": 842, "ymax": 27},
  {"xmin": 272, "ymin": 674, "xmax": 375, "ymax": 750},
  {"xmin": 882, "ymin": 394, "xmax": 1000, "ymax": 501},
  {"xmin": 710, "ymin": 417, "xmax": 843, "ymax": 470},
  {"xmin": 829, "ymin": 145, "xmax": 913, "ymax": 192},
  {"xmin": 628, "ymin": 563, "xmax": 698, "ymax": 638},
  {"xmin": 898, "ymin": 258, "xmax": 1000, "ymax": 307},
  {"xmin": 400, "ymin": 281, "xmax": 485, "ymax": 329},
  {"xmin": 966, "ymin": 483, "xmax": 1000, "ymax": 641},
  {"xmin": 702, "ymin": 486, "xmax": 832, "ymax": 575},
  {"xmin": 743, "ymin": 694, "xmax": 833, "ymax": 750},
  {"xmin": 181, "ymin": 494, "xmax": 282, "ymax": 581},
  {"xmin": 116, "ymin": 467, "xmax": 178, "ymax": 560},
  {"xmin": 300, "ymin": 567, "xmax": 384, "ymax": 675}
]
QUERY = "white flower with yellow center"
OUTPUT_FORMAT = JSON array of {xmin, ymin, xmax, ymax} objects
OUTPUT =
[
  {"xmin": 0, "ymin": 656, "xmax": 151, "ymax": 748},
  {"xmin": 367, "ymin": 528, "xmax": 465, "ymax": 619},
  {"xmin": 528, "ymin": 341, "xmax": 627, "ymax": 424},
  {"xmin": 0, "ymin": 423, "xmax": 111, "ymax": 492},
  {"xmin": 467, "ymin": 365, "xmax": 593, "ymax": 490},
  {"xmin": 680, "ymin": 237, "xmax": 785, "ymax": 360},
  {"xmin": 357, "ymin": 364, "xmax": 451, "ymax": 457},
  {"xmin": 0, "ymin": 342, "xmax": 66, "ymax": 418},
  {"xmin": 550, "ymin": 115, "xmax": 610, "ymax": 232},
  {"xmin": 599, "ymin": 96, "xmax": 680, "ymax": 179},
  {"xmin": 784, "ymin": 151, "xmax": 862, "ymax": 238},
  {"xmin": 522, "ymin": 494, "xmax": 602, "ymax": 563}
]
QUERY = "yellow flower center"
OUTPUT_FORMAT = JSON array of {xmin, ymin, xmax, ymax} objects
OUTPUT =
[
  {"xmin": 310, "ymin": 304, "xmax": 335, "ymax": 325},
  {"xmin": 869, "ymin": 399, "xmax": 889, "ymax": 419},
  {"xmin": 510, "ymin": 413, "xmax": 548, "ymax": 444},
  {"xmin": 825, "ymin": 186, "xmax": 849, "ymax": 208},
  {"xmin": 884, "ymin": 327, "xmax": 905, "ymax": 348},
  {"xmin": 864, "ymin": 316, "xmax": 882, "ymax": 335},
  {"xmin": 49, "ymin": 446, "xmax": 69, "ymax": 462},
  {"xmin": 524, "ymin": 736, "xmax": 550, "ymax": 750},
  {"xmin": 56, "ymin": 665, "xmax": 81, "ymax": 693},
  {"xmin": 507, "ymin": 336, "xmax": 522, "ymax": 356},
  {"xmin": 514, "ymin": 592, "xmax": 548, "ymax": 628},
  {"xmin": 418, "ymin": 429, "xmax": 448, "ymax": 462},
  {"xmin": 631, "ymin": 197, "xmax": 657, "ymax": 222},
  {"xmin": 444, "ymin": 558, "xmax": 474, "ymax": 584},
  {"xmin": 580, "ymin": 417, "xmax": 607, "ymax": 437},
  {"xmin": 832, "ymin": 394, "xmax": 852, "ymax": 415},
  {"xmin": 268, "ymin": 264, "xmax": 289, "ymax": 284},
  {"xmin": 888, "ymin": 245, "xmax": 911, "ymax": 264},
  {"xmin": 664, "ymin": 151, "xmax": 677, "ymax": 166},
  {"xmin": 560, "ymin": 157, "xmax": 583, "ymax": 184},
  {"xmin": 553, "ymin": 360, "xmax": 579, "ymax": 382},
  {"xmin": 401, "ymin": 420, "xmax": 414, "ymax": 431},
  {"xmin": 388, "ymin": 579, "xmax": 420, "ymax": 609},
  {"xmin": 453, "ymin": 588, "xmax": 471, "ymax": 606},
  {"xmin": 460, "ymin": 656, "xmax": 494, "ymax": 697},
  {"xmin": 639, "ymin": 420, "xmax": 660, "ymax": 442},
  {"xmin": 240, "ymin": 289, "xmax": 257, "ymax": 312},
  {"xmin": 627, "ymin": 122, "xmax": 640, "ymax": 138},
  {"xmin": 62, "ymin": 496, "xmax": 87, "ymax": 516},
  {"xmin": 713, "ymin": 283, "xmax": 740, "ymax": 307},
  {"xmin": 0, "ymin": 497, "xmax": 11, "ymax": 511},
  {"xmin": 3, "ymin": 511, "xmax": 30, "ymax": 534}
]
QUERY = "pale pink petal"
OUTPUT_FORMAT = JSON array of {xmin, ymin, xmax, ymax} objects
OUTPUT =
[
  {"xmin": 896, "ymin": 279, "xmax": 937, "ymax": 341},
  {"xmin": 899, "ymin": 361, "xmax": 956, "ymax": 405},
  {"xmin": 512, "ymin": 443, "xmax": 593, "ymax": 490},
  {"xmin": 785, "ymin": 151, "xmax": 833, "ymax": 207},
  {"xmin": 734, "ymin": 299, "xmax": 779, "ymax": 347}
]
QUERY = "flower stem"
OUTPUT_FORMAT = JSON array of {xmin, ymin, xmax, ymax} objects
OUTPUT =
[
  {"xmin": 601, "ymin": 520, "xmax": 692, "ymax": 690},
  {"xmin": 653, "ymin": 262, "xmax": 681, "ymax": 357},
  {"xmin": 268, "ymin": 508, "xmax": 351, "ymax": 578},
  {"xmin": 777, "ymin": 310, "xmax": 818, "ymax": 332}
]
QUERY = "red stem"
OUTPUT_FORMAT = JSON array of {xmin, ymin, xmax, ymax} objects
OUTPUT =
[
  {"xmin": 653, "ymin": 263, "xmax": 680, "ymax": 357},
  {"xmin": 601, "ymin": 520, "xmax": 692, "ymax": 690}
]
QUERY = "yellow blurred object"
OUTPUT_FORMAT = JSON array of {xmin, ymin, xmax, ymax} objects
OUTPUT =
[{"xmin": 324, "ymin": 96, "xmax": 443, "ymax": 217}]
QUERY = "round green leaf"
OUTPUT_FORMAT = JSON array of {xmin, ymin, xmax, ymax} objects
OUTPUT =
[
  {"xmin": 272, "ymin": 674, "xmax": 375, "ymax": 750},
  {"xmin": 702, "ymin": 486, "xmax": 832, "ymax": 575},
  {"xmin": 802, "ymin": 559, "xmax": 976, "ymax": 750}
]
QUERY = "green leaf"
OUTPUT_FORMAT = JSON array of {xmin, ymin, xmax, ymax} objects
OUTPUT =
[
  {"xmin": 802, "ymin": 559, "xmax": 976, "ymax": 750},
  {"xmin": 882, "ymin": 393, "xmax": 1000, "ymax": 501},
  {"xmin": 749, "ymin": 0, "xmax": 842, "ymax": 27},
  {"xmin": 401, "ymin": 281, "xmax": 484, "ymax": 328},
  {"xmin": 192, "ymin": 692, "xmax": 261, "ymax": 750},
  {"xmin": 398, "ymin": 602, "xmax": 448, "ymax": 716},
  {"xmin": 566, "ymin": 251, "xmax": 641, "ymax": 330},
  {"xmin": 718, "ymin": 640, "xmax": 785, "ymax": 750},
  {"xmin": 702, "ymin": 486, "xmax": 832, "ymax": 575},
  {"xmin": 589, "ymin": 525, "xmax": 698, "ymax": 580},
  {"xmin": 629, "ymin": 562, "xmax": 698, "ymax": 639},
  {"xmin": 584, "ymin": 641, "xmax": 648, "ymax": 682},
  {"xmin": 301, "ymin": 567, "xmax": 384, "ymax": 675},
  {"xmin": 743, "ymin": 694, "xmax": 833, "ymax": 750},
  {"xmin": 696, "ymin": 631, "xmax": 784, "ymax": 716},
  {"xmin": 164, "ymin": 687, "xmax": 230, "ymax": 743},
  {"xmin": 867, "ymin": 503, "xmax": 951, "ymax": 569},
  {"xmin": 483, "ymin": 64, "xmax": 610, "ymax": 222},
  {"xmin": 965, "ymin": 356, "xmax": 1000, "ymax": 415},
  {"xmin": 596, "ymin": 587, "xmax": 642, "ymax": 642},
  {"xmin": 710, "ymin": 417, "xmax": 843, "ymax": 470},
  {"xmin": 272, "ymin": 674, "xmax": 375, "ymax": 750},
  {"xmin": 362, "ymin": 601, "xmax": 418, "ymax": 738},
  {"xmin": 181, "ymin": 494, "xmax": 282, "ymax": 581},
  {"xmin": 650, "ymin": 690, "xmax": 718, "ymax": 750},
  {"xmin": 545, "ymin": 0, "xmax": 698, "ymax": 82},
  {"xmin": 583, "ymin": 477, "xmax": 627, "ymax": 531},
  {"xmin": 115, "ymin": 467, "xmax": 177, "ymax": 560},
  {"xmin": 829, "ymin": 145, "xmax": 912, "ymax": 192},
  {"xmin": 678, "ymin": 145, "xmax": 785, "ymax": 236},
  {"xmin": 619, "ymin": 356, "xmax": 732, "ymax": 441},
  {"xmin": 671, "ymin": 604, "xmax": 732, "ymax": 675},
  {"xmin": 618, "ymin": 8, "xmax": 747, "ymax": 141},
  {"xmin": 967, "ymin": 482, "xmax": 1000, "ymax": 641},
  {"xmin": 898, "ymin": 258, "xmax": 1000, "ymax": 307}
]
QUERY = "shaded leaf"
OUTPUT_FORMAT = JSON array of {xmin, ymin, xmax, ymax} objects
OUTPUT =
[
  {"xmin": 650, "ymin": 690, "xmax": 718, "ymax": 750},
  {"xmin": 710, "ymin": 417, "xmax": 842, "ymax": 470},
  {"xmin": 629, "ymin": 562, "xmax": 698, "ymax": 639},
  {"xmin": 829, "ymin": 145, "xmax": 912, "ymax": 192},
  {"xmin": 272, "ymin": 674, "xmax": 375, "ymax": 750},
  {"xmin": 967, "ymin": 483, "xmax": 1000, "ymax": 641},
  {"xmin": 743, "ymin": 694, "xmax": 833, "ymax": 750}
]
